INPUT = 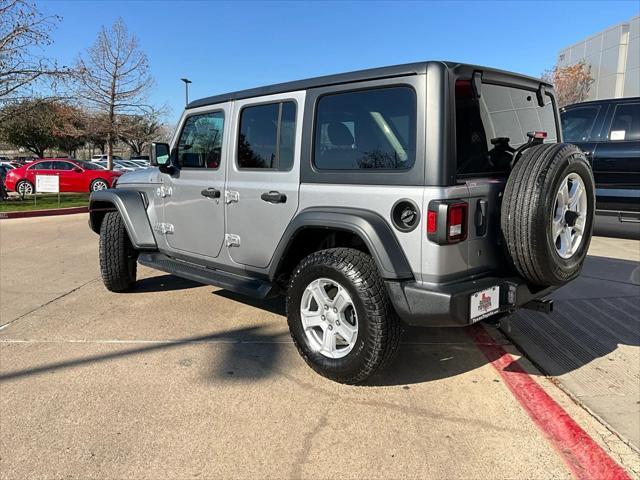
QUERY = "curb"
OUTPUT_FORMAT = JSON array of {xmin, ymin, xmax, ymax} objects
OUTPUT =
[{"xmin": 0, "ymin": 206, "xmax": 88, "ymax": 220}]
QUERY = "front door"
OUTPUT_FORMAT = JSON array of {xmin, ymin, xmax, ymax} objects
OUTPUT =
[
  {"xmin": 162, "ymin": 104, "xmax": 230, "ymax": 258},
  {"xmin": 225, "ymin": 91, "xmax": 305, "ymax": 268}
]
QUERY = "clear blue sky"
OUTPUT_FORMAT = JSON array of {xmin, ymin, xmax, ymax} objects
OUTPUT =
[{"xmin": 40, "ymin": 0, "xmax": 639, "ymax": 123}]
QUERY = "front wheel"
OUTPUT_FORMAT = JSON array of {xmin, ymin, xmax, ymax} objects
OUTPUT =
[
  {"xmin": 286, "ymin": 248, "xmax": 401, "ymax": 384},
  {"xmin": 99, "ymin": 211, "xmax": 137, "ymax": 292}
]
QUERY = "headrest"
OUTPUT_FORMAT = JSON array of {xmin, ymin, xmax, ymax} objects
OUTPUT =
[{"xmin": 328, "ymin": 122, "xmax": 354, "ymax": 146}]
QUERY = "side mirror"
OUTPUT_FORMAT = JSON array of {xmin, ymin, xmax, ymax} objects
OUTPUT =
[{"xmin": 150, "ymin": 142, "xmax": 174, "ymax": 173}]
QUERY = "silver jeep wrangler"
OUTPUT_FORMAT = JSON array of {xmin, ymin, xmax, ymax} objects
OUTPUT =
[{"xmin": 89, "ymin": 61, "xmax": 595, "ymax": 384}]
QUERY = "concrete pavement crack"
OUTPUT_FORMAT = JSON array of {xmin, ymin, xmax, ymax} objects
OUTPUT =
[{"xmin": 0, "ymin": 277, "xmax": 100, "ymax": 332}]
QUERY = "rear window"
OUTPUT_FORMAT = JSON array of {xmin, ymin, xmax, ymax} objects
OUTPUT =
[
  {"xmin": 455, "ymin": 80, "xmax": 558, "ymax": 176},
  {"xmin": 314, "ymin": 87, "xmax": 416, "ymax": 170},
  {"xmin": 561, "ymin": 105, "xmax": 600, "ymax": 142}
]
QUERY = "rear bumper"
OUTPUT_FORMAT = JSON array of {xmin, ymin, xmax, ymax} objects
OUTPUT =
[{"xmin": 386, "ymin": 276, "xmax": 558, "ymax": 327}]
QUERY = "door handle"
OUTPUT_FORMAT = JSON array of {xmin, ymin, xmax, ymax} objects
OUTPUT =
[
  {"xmin": 201, "ymin": 187, "xmax": 221, "ymax": 199},
  {"xmin": 261, "ymin": 191, "xmax": 287, "ymax": 204}
]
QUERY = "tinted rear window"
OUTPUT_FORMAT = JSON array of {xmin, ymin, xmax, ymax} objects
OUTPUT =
[
  {"xmin": 455, "ymin": 81, "xmax": 558, "ymax": 176},
  {"xmin": 314, "ymin": 87, "xmax": 416, "ymax": 170}
]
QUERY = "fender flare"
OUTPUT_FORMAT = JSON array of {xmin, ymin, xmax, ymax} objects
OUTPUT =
[
  {"xmin": 269, "ymin": 207, "xmax": 414, "ymax": 280},
  {"xmin": 88, "ymin": 189, "xmax": 157, "ymax": 249}
]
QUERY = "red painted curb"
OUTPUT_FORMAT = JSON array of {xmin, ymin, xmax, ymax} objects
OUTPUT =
[
  {"xmin": 467, "ymin": 324, "xmax": 631, "ymax": 480},
  {"xmin": 0, "ymin": 206, "xmax": 88, "ymax": 219}
]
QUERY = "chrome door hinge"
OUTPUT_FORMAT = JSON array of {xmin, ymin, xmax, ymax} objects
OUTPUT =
[
  {"xmin": 156, "ymin": 186, "xmax": 172, "ymax": 198},
  {"xmin": 154, "ymin": 223, "xmax": 174, "ymax": 235},
  {"xmin": 225, "ymin": 190, "xmax": 239, "ymax": 204},
  {"xmin": 225, "ymin": 233, "xmax": 240, "ymax": 247}
]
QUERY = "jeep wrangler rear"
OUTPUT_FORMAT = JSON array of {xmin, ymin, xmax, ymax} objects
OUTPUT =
[{"xmin": 89, "ymin": 61, "xmax": 595, "ymax": 384}]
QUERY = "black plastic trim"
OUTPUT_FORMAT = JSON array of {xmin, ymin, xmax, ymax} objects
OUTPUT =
[
  {"xmin": 386, "ymin": 277, "xmax": 557, "ymax": 327},
  {"xmin": 138, "ymin": 253, "xmax": 277, "ymax": 299},
  {"xmin": 269, "ymin": 207, "xmax": 414, "ymax": 281},
  {"xmin": 88, "ymin": 189, "xmax": 157, "ymax": 249}
]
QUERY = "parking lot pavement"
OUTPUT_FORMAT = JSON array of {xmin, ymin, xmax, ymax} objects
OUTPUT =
[
  {"xmin": 0, "ymin": 215, "xmax": 98, "ymax": 327},
  {"xmin": 503, "ymin": 240, "xmax": 640, "ymax": 450},
  {"xmin": 0, "ymin": 214, "xmax": 637, "ymax": 479}
]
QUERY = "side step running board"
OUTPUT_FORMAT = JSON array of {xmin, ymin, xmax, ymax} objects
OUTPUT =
[{"xmin": 138, "ymin": 253, "xmax": 277, "ymax": 299}]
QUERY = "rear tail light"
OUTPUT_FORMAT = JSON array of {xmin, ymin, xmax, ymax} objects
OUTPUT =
[
  {"xmin": 427, "ymin": 200, "xmax": 468, "ymax": 245},
  {"xmin": 447, "ymin": 202, "xmax": 467, "ymax": 242}
]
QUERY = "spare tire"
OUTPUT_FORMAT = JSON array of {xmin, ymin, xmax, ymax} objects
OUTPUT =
[{"xmin": 501, "ymin": 143, "xmax": 595, "ymax": 286}]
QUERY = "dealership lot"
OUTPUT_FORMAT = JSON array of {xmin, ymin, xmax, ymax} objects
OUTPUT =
[{"xmin": 0, "ymin": 214, "xmax": 638, "ymax": 479}]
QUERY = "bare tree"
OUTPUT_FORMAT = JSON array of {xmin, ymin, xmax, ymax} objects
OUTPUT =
[
  {"xmin": 542, "ymin": 61, "xmax": 594, "ymax": 108},
  {"xmin": 73, "ymin": 18, "xmax": 153, "ymax": 169},
  {"xmin": 0, "ymin": 0, "xmax": 63, "ymax": 116},
  {"xmin": 119, "ymin": 112, "xmax": 163, "ymax": 156}
]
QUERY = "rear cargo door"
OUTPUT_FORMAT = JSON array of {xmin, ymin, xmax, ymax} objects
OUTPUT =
[{"xmin": 455, "ymin": 80, "xmax": 559, "ymax": 274}]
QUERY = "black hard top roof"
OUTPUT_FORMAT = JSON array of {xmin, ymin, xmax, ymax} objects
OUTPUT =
[{"xmin": 186, "ymin": 61, "xmax": 548, "ymax": 109}]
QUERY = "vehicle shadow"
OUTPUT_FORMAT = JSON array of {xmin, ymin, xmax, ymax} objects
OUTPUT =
[
  {"xmin": 125, "ymin": 274, "xmax": 202, "ymax": 293},
  {"xmin": 4, "ymin": 257, "xmax": 635, "ymax": 388}
]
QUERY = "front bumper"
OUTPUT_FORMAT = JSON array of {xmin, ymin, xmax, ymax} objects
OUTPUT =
[{"xmin": 386, "ymin": 276, "xmax": 558, "ymax": 327}]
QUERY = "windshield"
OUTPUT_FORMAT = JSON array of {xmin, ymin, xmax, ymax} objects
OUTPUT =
[
  {"xmin": 76, "ymin": 161, "xmax": 105, "ymax": 170},
  {"xmin": 455, "ymin": 80, "xmax": 558, "ymax": 176}
]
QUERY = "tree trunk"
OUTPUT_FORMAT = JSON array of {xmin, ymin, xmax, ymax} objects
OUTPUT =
[{"xmin": 107, "ymin": 131, "xmax": 113, "ymax": 170}]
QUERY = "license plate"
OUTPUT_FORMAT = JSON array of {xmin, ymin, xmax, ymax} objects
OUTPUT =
[{"xmin": 470, "ymin": 286, "xmax": 500, "ymax": 321}]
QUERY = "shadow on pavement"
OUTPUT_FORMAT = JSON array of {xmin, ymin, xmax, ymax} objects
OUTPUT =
[{"xmin": 125, "ymin": 274, "xmax": 202, "ymax": 293}]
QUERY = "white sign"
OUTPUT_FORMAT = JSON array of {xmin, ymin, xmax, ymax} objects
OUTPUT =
[
  {"xmin": 36, "ymin": 175, "xmax": 59, "ymax": 193},
  {"xmin": 610, "ymin": 130, "xmax": 626, "ymax": 141}
]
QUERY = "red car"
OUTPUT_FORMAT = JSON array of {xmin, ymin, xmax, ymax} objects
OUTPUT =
[{"xmin": 4, "ymin": 158, "xmax": 122, "ymax": 195}]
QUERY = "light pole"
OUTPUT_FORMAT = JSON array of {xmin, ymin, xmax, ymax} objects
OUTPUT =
[{"xmin": 181, "ymin": 78, "xmax": 192, "ymax": 106}]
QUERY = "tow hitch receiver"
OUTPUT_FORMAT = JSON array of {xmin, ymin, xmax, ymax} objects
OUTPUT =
[{"xmin": 523, "ymin": 298, "xmax": 554, "ymax": 314}]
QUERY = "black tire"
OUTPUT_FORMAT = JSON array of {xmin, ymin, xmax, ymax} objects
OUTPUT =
[
  {"xmin": 90, "ymin": 178, "xmax": 109, "ymax": 192},
  {"xmin": 16, "ymin": 180, "xmax": 34, "ymax": 196},
  {"xmin": 501, "ymin": 143, "xmax": 595, "ymax": 286},
  {"xmin": 99, "ymin": 211, "xmax": 137, "ymax": 292},
  {"xmin": 286, "ymin": 248, "xmax": 401, "ymax": 384}
]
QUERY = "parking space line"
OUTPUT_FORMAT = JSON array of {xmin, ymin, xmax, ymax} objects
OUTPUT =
[{"xmin": 468, "ymin": 324, "xmax": 631, "ymax": 480}]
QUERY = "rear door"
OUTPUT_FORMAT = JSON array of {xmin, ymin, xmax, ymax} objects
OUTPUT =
[
  {"xmin": 455, "ymin": 80, "xmax": 559, "ymax": 274},
  {"xmin": 592, "ymin": 101, "xmax": 640, "ymax": 213},
  {"xmin": 225, "ymin": 91, "xmax": 305, "ymax": 268},
  {"xmin": 161, "ymin": 104, "xmax": 230, "ymax": 259}
]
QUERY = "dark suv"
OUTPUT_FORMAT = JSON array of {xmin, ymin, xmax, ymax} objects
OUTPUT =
[{"xmin": 560, "ymin": 97, "xmax": 639, "ymax": 238}]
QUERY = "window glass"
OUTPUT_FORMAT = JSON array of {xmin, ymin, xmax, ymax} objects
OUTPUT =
[
  {"xmin": 455, "ymin": 80, "xmax": 558, "ymax": 176},
  {"xmin": 237, "ymin": 101, "xmax": 296, "ymax": 170},
  {"xmin": 279, "ymin": 102, "xmax": 296, "ymax": 171},
  {"xmin": 561, "ymin": 106, "xmax": 600, "ymax": 142},
  {"xmin": 314, "ymin": 87, "xmax": 416, "ymax": 170},
  {"xmin": 86, "ymin": 161, "xmax": 107, "ymax": 170},
  {"xmin": 28, "ymin": 161, "xmax": 52, "ymax": 170},
  {"xmin": 238, "ymin": 103, "xmax": 278, "ymax": 169},
  {"xmin": 176, "ymin": 112, "xmax": 224, "ymax": 169},
  {"xmin": 608, "ymin": 103, "xmax": 640, "ymax": 141},
  {"xmin": 52, "ymin": 161, "xmax": 74, "ymax": 171}
]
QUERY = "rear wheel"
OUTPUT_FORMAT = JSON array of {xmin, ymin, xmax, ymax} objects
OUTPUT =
[
  {"xmin": 501, "ymin": 143, "xmax": 595, "ymax": 286},
  {"xmin": 99, "ymin": 211, "xmax": 137, "ymax": 292},
  {"xmin": 90, "ymin": 179, "xmax": 109, "ymax": 192},
  {"xmin": 287, "ymin": 248, "xmax": 401, "ymax": 384},
  {"xmin": 16, "ymin": 180, "xmax": 34, "ymax": 196}
]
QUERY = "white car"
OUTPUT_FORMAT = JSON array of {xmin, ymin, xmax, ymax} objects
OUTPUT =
[
  {"xmin": 91, "ymin": 154, "xmax": 123, "ymax": 162},
  {"xmin": 94, "ymin": 160, "xmax": 134, "ymax": 172}
]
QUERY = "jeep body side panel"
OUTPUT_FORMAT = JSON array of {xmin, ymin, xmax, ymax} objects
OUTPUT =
[
  {"xmin": 89, "ymin": 189, "xmax": 157, "ymax": 249},
  {"xmin": 269, "ymin": 206, "xmax": 414, "ymax": 280}
]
